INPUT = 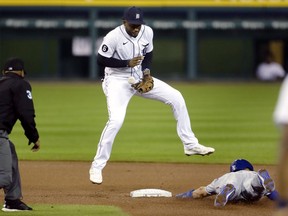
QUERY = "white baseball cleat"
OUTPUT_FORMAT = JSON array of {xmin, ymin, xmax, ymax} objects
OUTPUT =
[
  {"xmin": 89, "ymin": 168, "xmax": 103, "ymax": 184},
  {"xmin": 184, "ymin": 144, "xmax": 215, "ymax": 156}
]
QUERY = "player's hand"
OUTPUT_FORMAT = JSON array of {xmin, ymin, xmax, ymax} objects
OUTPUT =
[
  {"xmin": 131, "ymin": 69, "xmax": 154, "ymax": 93},
  {"xmin": 29, "ymin": 139, "xmax": 40, "ymax": 152},
  {"xmin": 128, "ymin": 56, "xmax": 144, "ymax": 67}
]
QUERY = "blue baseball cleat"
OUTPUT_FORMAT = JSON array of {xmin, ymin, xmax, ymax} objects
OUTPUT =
[
  {"xmin": 214, "ymin": 184, "xmax": 235, "ymax": 207},
  {"xmin": 258, "ymin": 169, "xmax": 275, "ymax": 193}
]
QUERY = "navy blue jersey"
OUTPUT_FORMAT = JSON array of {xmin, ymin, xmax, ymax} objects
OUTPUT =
[{"xmin": 0, "ymin": 73, "xmax": 39, "ymax": 143}]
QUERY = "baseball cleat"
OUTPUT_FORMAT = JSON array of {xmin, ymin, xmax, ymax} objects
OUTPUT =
[
  {"xmin": 2, "ymin": 199, "xmax": 32, "ymax": 212},
  {"xmin": 184, "ymin": 144, "xmax": 215, "ymax": 156},
  {"xmin": 214, "ymin": 184, "xmax": 235, "ymax": 207},
  {"xmin": 258, "ymin": 169, "xmax": 275, "ymax": 193},
  {"xmin": 175, "ymin": 189, "xmax": 194, "ymax": 198},
  {"xmin": 89, "ymin": 168, "xmax": 103, "ymax": 184}
]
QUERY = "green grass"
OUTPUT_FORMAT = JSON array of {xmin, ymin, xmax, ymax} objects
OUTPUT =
[
  {"xmin": 10, "ymin": 81, "xmax": 281, "ymax": 165},
  {"xmin": 7, "ymin": 204, "xmax": 128, "ymax": 216}
]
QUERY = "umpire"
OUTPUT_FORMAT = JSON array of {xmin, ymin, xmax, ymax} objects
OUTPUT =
[{"xmin": 0, "ymin": 57, "xmax": 40, "ymax": 211}]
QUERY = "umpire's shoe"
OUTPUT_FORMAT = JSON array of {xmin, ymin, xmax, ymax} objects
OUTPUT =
[
  {"xmin": 258, "ymin": 169, "xmax": 275, "ymax": 193},
  {"xmin": 214, "ymin": 184, "xmax": 235, "ymax": 207},
  {"xmin": 184, "ymin": 144, "xmax": 215, "ymax": 156},
  {"xmin": 89, "ymin": 167, "xmax": 103, "ymax": 184},
  {"xmin": 2, "ymin": 199, "xmax": 32, "ymax": 212}
]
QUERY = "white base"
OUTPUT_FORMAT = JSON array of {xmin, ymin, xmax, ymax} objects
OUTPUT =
[{"xmin": 130, "ymin": 188, "xmax": 172, "ymax": 198}]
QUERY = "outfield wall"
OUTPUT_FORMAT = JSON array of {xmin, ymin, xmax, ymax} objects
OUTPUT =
[{"xmin": 0, "ymin": 1, "xmax": 288, "ymax": 80}]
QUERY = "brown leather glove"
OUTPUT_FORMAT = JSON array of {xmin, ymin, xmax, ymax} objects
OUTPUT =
[{"xmin": 131, "ymin": 69, "xmax": 154, "ymax": 93}]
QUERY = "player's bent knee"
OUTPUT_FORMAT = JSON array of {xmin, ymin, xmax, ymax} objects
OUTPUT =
[
  {"xmin": 109, "ymin": 118, "xmax": 125, "ymax": 129},
  {"xmin": 168, "ymin": 91, "xmax": 186, "ymax": 109}
]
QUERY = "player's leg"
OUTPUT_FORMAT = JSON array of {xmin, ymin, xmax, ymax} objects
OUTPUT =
[
  {"xmin": 138, "ymin": 78, "xmax": 214, "ymax": 156},
  {"xmin": 258, "ymin": 169, "xmax": 276, "ymax": 194},
  {"xmin": 207, "ymin": 172, "xmax": 239, "ymax": 206},
  {"xmin": 276, "ymin": 125, "xmax": 288, "ymax": 213},
  {"xmin": 2, "ymin": 141, "xmax": 32, "ymax": 211},
  {"xmin": 90, "ymin": 76, "xmax": 134, "ymax": 184},
  {"xmin": 4, "ymin": 141, "xmax": 22, "ymax": 200},
  {"xmin": 239, "ymin": 171, "xmax": 272, "ymax": 202},
  {"xmin": 0, "ymin": 136, "xmax": 13, "ymax": 191},
  {"xmin": 214, "ymin": 184, "xmax": 236, "ymax": 207}
]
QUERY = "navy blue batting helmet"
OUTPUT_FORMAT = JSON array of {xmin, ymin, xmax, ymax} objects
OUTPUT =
[{"xmin": 230, "ymin": 159, "xmax": 254, "ymax": 172}]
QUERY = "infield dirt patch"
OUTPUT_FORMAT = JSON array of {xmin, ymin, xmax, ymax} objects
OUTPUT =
[{"xmin": 0, "ymin": 161, "xmax": 277, "ymax": 216}]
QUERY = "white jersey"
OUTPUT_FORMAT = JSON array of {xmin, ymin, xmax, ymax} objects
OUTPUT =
[
  {"xmin": 274, "ymin": 75, "xmax": 288, "ymax": 126},
  {"xmin": 256, "ymin": 62, "xmax": 285, "ymax": 81},
  {"xmin": 206, "ymin": 170, "xmax": 269, "ymax": 202},
  {"xmin": 98, "ymin": 24, "xmax": 153, "ymax": 78}
]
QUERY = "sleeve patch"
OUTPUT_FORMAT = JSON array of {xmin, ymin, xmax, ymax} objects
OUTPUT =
[
  {"xmin": 26, "ymin": 90, "xmax": 33, "ymax": 99},
  {"xmin": 102, "ymin": 44, "xmax": 108, "ymax": 52}
]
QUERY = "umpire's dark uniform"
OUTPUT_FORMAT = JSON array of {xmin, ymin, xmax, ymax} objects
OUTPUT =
[{"xmin": 0, "ymin": 58, "xmax": 40, "ymax": 211}]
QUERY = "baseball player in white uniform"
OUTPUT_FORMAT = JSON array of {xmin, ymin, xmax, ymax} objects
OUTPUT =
[
  {"xmin": 273, "ymin": 75, "xmax": 288, "ymax": 214},
  {"xmin": 256, "ymin": 51, "xmax": 286, "ymax": 81},
  {"xmin": 89, "ymin": 6, "xmax": 215, "ymax": 184},
  {"xmin": 176, "ymin": 159, "xmax": 278, "ymax": 207}
]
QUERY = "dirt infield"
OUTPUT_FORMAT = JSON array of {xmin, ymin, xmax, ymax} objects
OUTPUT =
[{"xmin": 0, "ymin": 161, "xmax": 277, "ymax": 216}]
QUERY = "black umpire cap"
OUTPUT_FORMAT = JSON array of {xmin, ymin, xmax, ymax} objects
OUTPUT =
[
  {"xmin": 3, "ymin": 57, "xmax": 26, "ymax": 74},
  {"xmin": 122, "ymin": 6, "xmax": 145, "ymax": 25}
]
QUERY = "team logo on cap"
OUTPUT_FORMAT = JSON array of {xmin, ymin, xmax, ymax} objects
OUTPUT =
[{"xmin": 136, "ymin": 13, "xmax": 140, "ymax": 19}]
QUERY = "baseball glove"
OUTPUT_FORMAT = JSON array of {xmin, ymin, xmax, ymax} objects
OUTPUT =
[{"xmin": 131, "ymin": 69, "xmax": 154, "ymax": 93}]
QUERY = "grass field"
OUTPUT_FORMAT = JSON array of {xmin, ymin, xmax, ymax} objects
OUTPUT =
[
  {"xmin": 4, "ymin": 205, "xmax": 128, "ymax": 216},
  {"xmin": 9, "ymin": 81, "xmax": 282, "ymax": 165}
]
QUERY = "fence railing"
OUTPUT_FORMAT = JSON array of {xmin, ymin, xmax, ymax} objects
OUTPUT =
[
  {"xmin": 1, "ymin": 0, "xmax": 288, "ymax": 7},
  {"xmin": 1, "ymin": 18, "xmax": 288, "ymax": 30}
]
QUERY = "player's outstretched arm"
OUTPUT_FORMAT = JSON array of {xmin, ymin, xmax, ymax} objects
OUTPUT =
[
  {"xmin": 193, "ymin": 186, "xmax": 210, "ymax": 199},
  {"xmin": 176, "ymin": 186, "xmax": 209, "ymax": 199}
]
